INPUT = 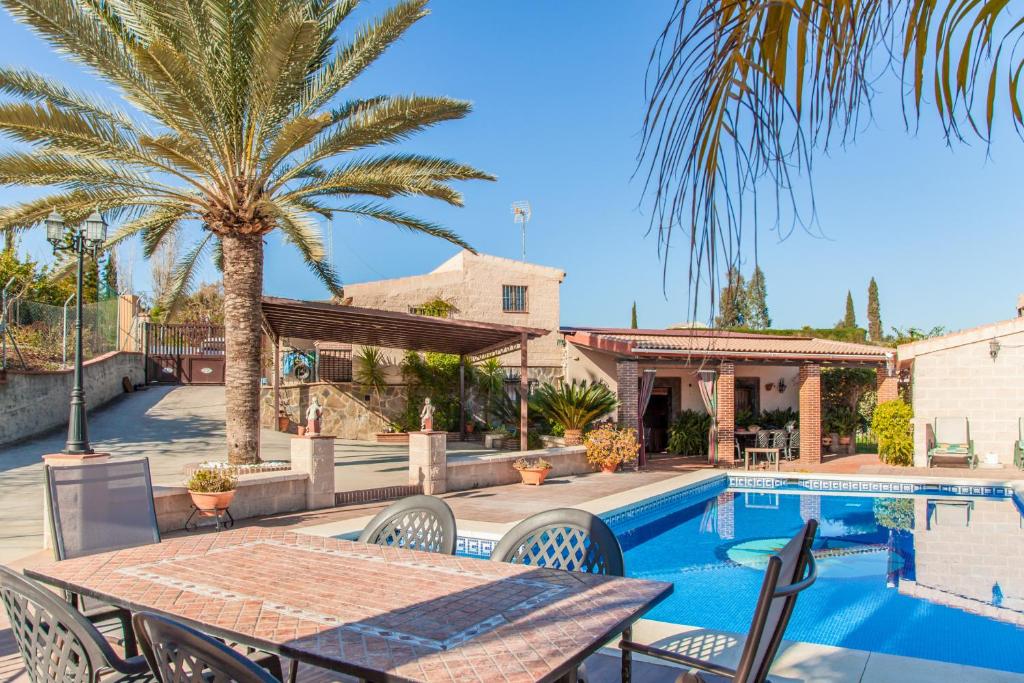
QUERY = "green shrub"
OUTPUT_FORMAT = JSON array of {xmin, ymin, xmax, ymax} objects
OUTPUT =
[
  {"xmin": 735, "ymin": 408, "xmax": 757, "ymax": 429},
  {"xmin": 825, "ymin": 406, "xmax": 859, "ymax": 436},
  {"xmin": 873, "ymin": 497, "xmax": 914, "ymax": 530},
  {"xmin": 530, "ymin": 380, "xmax": 618, "ymax": 431},
  {"xmin": 186, "ymin": 468, "xmax": 237, "ymax": 492},
  {"xmin": 759, "ymin": 408, "xmax": 798, "ymax": 429},
  {"xmin": 871, "ymin": 399, "xmax": 914, "ymax": 466},
  {"xmin": 667, "ymin": 410, "xmax": 712, "ymax": 455}
]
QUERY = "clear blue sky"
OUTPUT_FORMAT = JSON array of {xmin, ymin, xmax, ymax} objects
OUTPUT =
[{"xmin": 2, "ymin": 0, "xmax": 1021, "ymax": 334}]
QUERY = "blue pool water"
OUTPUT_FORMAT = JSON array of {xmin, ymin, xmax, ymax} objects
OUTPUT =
[{"xmin": 607, "ymin": 481, "xmax": 1024, "ymax": 672}]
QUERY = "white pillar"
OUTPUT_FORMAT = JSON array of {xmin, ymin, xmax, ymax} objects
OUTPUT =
[
  {"xmin": 409, "ymin": 431, "xmax": 447, "ymax": 495},
  {"xmin": 290, "ymin": 436, "xmax": 335, "ymax": 509}
]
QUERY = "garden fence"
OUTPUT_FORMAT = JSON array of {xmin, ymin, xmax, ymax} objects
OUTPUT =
[{"xmin": 2, "ymin": 296, "xmax": 121, "ymax": 370}]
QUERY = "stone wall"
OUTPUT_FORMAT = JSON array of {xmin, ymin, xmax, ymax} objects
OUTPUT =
[
  {"xmin": 153, "ymin": 471, "xmax": 309, "ymax": 532},
  {"xmin": 260, "ymin": 382, "xmax": 407, "ymax": 440},
  {"xmin": 0, "ymin": 351, "xmax": 144, "ymax": 447},
  {"xmin": 446, "ymin": 445, "xmax": 590, "ymax": 491},
  {"xmin": 900, "ymin": 319, "xmax": 1024, "ymax": 465}
]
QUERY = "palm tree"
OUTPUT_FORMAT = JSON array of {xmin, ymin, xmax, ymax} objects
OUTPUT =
[
  {"xmin": 531, "ymin": 380, "xmax": 618, "ymax": 446},
  {"xmin": 0, "ymin": 0, "xmax": 493, "ymax": 463},
  {"xmin": 641, "ymin": 0, "xmax": 1021, "ymax": 315}
]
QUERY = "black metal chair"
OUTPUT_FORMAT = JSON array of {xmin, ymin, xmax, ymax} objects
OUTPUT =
[
  {"xmin": 0, "ymin": 565, "xmax": 152, "ymax": 683},
  {"xmin": 133, "ymin": 612, "xmax": 282, "ymax": 683},
  {"xmin": 620, "ymin": 520, "xmax": 819, "ymax": 683},
  {"xmin": 490, "ymin": 508, "xmax": 624, "ymax": 576},
  {"xmin": 45, "ymin": 459, "xmax": 162, "ymax": 656},
  {"xmin": 357, "ymin": 495, "xmax": 458, "ymax": 555}
]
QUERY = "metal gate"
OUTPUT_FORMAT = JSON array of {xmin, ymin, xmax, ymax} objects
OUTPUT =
[{"xmin": 144, "ymin": 323, "xmax": 225, "ymax": 384}]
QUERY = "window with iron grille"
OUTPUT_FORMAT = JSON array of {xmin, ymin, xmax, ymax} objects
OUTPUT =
[
  {"xmin": 318, "ymin": 348, "xmax": 353, "ymax": 382},
  {"xmin": 502, "ymin": 285, "xmax": 528, "ymax": 313}
]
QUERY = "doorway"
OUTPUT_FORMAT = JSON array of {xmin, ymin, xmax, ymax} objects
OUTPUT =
[{"xmin": 644, "ymin": 387, "xmax": 672, "ymax": 453}]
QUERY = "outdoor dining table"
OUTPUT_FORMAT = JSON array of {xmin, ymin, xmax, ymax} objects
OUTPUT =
[{"xmin": 24, "ymin": 527, "xmax": 673, "ymax": 683}]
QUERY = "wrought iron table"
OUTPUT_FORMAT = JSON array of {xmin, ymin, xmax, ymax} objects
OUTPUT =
[{"xmin": 25, "ymin": 528, "xmax": 672, "ymax": 683}]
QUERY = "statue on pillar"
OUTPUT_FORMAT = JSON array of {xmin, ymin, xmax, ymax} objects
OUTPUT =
[
  {"xmin": 419, "ymin": 397, "xmax": 435, "ymax": 432},
  {"xmin": 305, "ymin": 398, "xmax": 322, "ymax": 436}
]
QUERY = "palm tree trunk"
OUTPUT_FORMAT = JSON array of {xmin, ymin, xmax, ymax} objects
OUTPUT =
[{"xmin": 222, "ymin": 232, "xmax": 264, "ymax": 464}]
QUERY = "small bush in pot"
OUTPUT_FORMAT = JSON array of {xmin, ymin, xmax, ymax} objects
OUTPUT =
[
  {"xmin": 513, "ymin": 457, "xmax": 553, "ymax": 486},
  {"xmin": 186, "ymin": 468, "xmax": 237, "ymax": 513},
  {"xmin": 584, "ymin": 424, "xmax": 639, "ymax": 473}
]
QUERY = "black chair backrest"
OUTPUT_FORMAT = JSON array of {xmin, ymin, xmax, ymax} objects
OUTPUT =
[
  {"xmin": 133, "ymin": 612, "xmax": 279, "ymax": 683},
  {"xmin": 0, "ymin": 566, "xmax": 122, "ymax": 683},
  {"xmin": 755, "ymin": 430, "xmax": 770, "ymax": 447},
  {"xmin": 789, "ymin": 429, "xmax": 800, "ymax": 447},
  {"xmin": 357, "ymin": 495, "xmax": 457, "ymax": 555},
  {"xmin": 45, "ymin": 459, "xmax": 161, "ymax": 561},
  {"xmin": 734, "ymin": 520, "xmax": 818, "ymax": 683},
  {"xmin": 490, "ymin": 508, "xmax": 624, "ymax": 576},
  {"xmin": 770, "ymin": 430, "xmax": 787, "ymax": 449}
]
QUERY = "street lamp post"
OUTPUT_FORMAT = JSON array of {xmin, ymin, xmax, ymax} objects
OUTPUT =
[{"xmin": 45, "ymin": 209, "xmax": 107, "ymax": 455}]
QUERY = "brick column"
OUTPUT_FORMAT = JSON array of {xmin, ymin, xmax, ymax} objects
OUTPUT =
[
  {"xmin": 876, "ymin": 366, "xmax": 899, "ymax": 404},
  {"xmin": 616, "ymin": 360, "xmax": 639, "ymax": 431},
  {"xmin": 716, "ymin": 362, "xmax": 735, "ymax": 464},
  {"xmin": 798, "ymin": 364, "xmax": 822, "ymax": 464}
]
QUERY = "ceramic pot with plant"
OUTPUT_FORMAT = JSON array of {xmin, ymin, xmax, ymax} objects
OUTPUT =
[
  {"xmin": 832, "ymin": 407, "xmax": 859, "ymax": 446},
  {"xmin": 187, "ymin": 468, "xmax": 237, "ymax": 514},
  {"xmin": 584, "ymin": 424, "xmax": 639, "ymax": 474},
  {"xmin": 514, "ymin": 457, "xmax": 553, "ymax": 485},
  {"xmin": 531, "ymin": 380, "xmax": 618, "ymax": 446}
]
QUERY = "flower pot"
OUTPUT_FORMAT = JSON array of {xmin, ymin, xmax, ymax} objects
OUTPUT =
[
  {"xmin": 188, "ymin": 489, "xmax": 236, "ymax": 515},
  {"xmin": 838, "ymin": 435, "xmax": 852, "ymax": 446},
  {"xmin": 821, "ymin": 436, "xmax": 832, "ymax": 447},
  {"xmin": 466, "ymin": 422, "xmax": 475, "ymax": 434},
  {"xmin": 600, "ymin": 462, "xmax": 618, "ymax": 474},
  {"xmin": 564, "ymin": 429, "xmax": 583, "ymax": 446},
  {"xmin": 517, "ymin": 467, "xmax": 550, "ymax": 486},
  {"xmin": 277, "ymin": 415, "xmax": 290, "ymax": 431}
]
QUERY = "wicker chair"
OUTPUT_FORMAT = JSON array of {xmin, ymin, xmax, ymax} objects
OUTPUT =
[
  {"xmin": 620, "ymin": 520, "xmax": 819, "ymax": 682},
  {"xmin": 133, "ymin": 613, "xmax": 281, "ymax": 683},
  {"xmin": 490, "ymin": 508, "xmax": 624, "ymax": 575},
  {"xmin": 0, "ymin": 566, "xmax": 152, "ymax": 683},
  {"xmin": 358, "ymin": 495, "xmax": 458, "ymax": 555},
  {"xmin": 45, "ymin": 459, "xmax": 162, "ymax": 656}
]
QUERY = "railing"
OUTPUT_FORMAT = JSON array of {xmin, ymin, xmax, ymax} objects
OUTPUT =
[{"xmin": 145, "ymin": 323, "xmax": 225, "ymax": 356}]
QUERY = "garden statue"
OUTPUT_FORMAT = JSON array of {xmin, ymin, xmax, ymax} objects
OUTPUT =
[
  {"xmin": 306, "ymin": 398, "xmax": 322, "ymax": 436},
  {"xmin": 420, "ymin": 397, "xmax": 435, "ymax": 431}
]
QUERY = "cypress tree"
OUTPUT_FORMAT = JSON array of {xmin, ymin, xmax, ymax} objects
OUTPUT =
[
  {"xmin": 842, "ymin": 290, "xmax": 857, "ymax": 328},
  {"xmin": 630, "ymin": 301, "xmax": 638, "ymax": 329},
  {"xmin": 715, "ymin": 267, "xmax": 748, "ymax": 327},
  {"xmin": 867, "ymin": 278, "xmax": 882, "ymax": 341},
  {"xmin": 746, "ymin": 266, "xmax": 771, "ymax": 329},
  {"xmin": 102, "ymin": 250, "xmax": 119, "ymax": 299}
]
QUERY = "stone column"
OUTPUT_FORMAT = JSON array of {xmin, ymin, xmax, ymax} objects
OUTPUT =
[
  {"xmin": 616, "ymin": 360, "xmax": 639, "ymax": 431},
  {"xmin": 798, "ymin": 364, "xmax": 822, "ymax": 464},
  {"xmin": 876, "ymin": 366, "xmax": 899, "ymax": 404},
  {"xmin": 409, "ymin": 431, "xmax": 447, "ymax": 495},
  {"xmin": 290, "ymin": 435, "xmax": 335, "ymax": 510},
  {"xmin": 41, "ymin": 452, "xmax": 111, "ymax": 550},
  {"xmin": 716, "ymin": 362, "xmax": 735, "ymax": 464}
]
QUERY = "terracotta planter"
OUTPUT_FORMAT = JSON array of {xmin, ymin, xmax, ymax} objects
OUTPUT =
[
  {"xmin": 517, "ymin": 467, "xmax": 550, "ymax": 486},
  {"xmin": 600, "ymin": 462, "xmax": 618, "ymax": 474},
  {"xmin": 277, "ymin": 415, "xmax": 290, "ymax": 431},
  {"xmin": 821, "ymin": 436, "xmax": 832, "ymax": 447},
  {"xmin": 466, "ymin": 422, "xmax": 475, "ymax": 434},
  {"xmin": 838, "ymin": 435, "xmax": 852, "ymax": 446},
  {"xmin": 188, "ymin": 489, "xmax": 236, "ymax": 515},
  {"xmin": 564, "ymin": 429, "xmax": 583, "ymax": 445}
]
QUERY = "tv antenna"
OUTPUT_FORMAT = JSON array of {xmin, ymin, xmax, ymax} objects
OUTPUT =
[{"xmin": 511, "ymin": 201, "xmax": 531, "ymax": 260}]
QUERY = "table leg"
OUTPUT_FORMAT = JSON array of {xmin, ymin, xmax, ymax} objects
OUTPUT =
[
  {"xmin": 621, "ymin": 625, "xmax": 632, "ymax": 683},
  {"xmin": 744, "ymin": 451, "xmax": 749, "ymax": 470},
  {"xmin": 775, "ymin": 450, "xmax": 780, "ymax": 471},
  {"xmin": 288, "ymin": 658, "xmax": 298, "ymax": 683}
]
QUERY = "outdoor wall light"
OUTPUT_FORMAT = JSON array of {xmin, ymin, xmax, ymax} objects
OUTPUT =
[
  {"xmin": 777, "ymin": 378, "xmax": 787, "ymax": 393},
  {"xmin": 990, "ymin": 339, "xmax": 1001, "ymax": 361}
]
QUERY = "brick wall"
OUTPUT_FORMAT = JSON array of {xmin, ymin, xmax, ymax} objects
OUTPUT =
[
  {"xmin": 876, "ymin": 366, "xmax": 899, "ymax": 404},
  {"xmin": 616, "ymin": 360, "xmax": 638, "ymax": 431},
  {"xmin": 716, "ymin": 362, "xmax": 735, "ymax": 463},
  {"xmin": 798, "ymin": 364, "xmax": 822, "ymax": 463}
]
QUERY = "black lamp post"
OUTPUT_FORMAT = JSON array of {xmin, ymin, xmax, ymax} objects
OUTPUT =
[{"xmin": 45, "ymin": 209, "xmax": 107, "ymax": 454}]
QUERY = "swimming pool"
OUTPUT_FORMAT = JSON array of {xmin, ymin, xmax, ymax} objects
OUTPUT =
[{"xmin": 603, "ymin": 477, "xmax": 1024, "ymax": 673}]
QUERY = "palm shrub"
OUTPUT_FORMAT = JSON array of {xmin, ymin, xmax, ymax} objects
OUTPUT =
[
  {"xmin": 667, "ymin": 410, "xmax": 711, "ymax": 456},
  {"xmin": 872, "ymin": 400, "xmax": 914, "ymax": 466},
  {"xmin": 530, "ymin": 380, "xmax": 618, "ymax": 445},
  {"xmin": 759, "ymin": 408, "xmax": 798, "ymax": 429},
  {"xmin": 0, "ymin": 0, "xmax": 493, "ymax": 462},
  {"xmin": 354, "ymin": 346, "xmax": 389, "ymax": 411}
]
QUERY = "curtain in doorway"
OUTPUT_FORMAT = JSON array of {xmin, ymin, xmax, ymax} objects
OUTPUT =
[
  {"xmin": 637, "ymin": 369, "xmax": 657, "ymax": 467},
  {"xmin": 697, "ymin": 369, "xmax": 718, "ymax": 464}
]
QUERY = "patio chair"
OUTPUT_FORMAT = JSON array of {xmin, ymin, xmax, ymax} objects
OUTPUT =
[
  {"xmin": 927, "ymin": 417, "xmax": 977, "ymax": 469},
  {"xmin": 45, "ymin": 458, "xmax": 162, "ymax": 656},
  {"xmin": 357, "ymin": 495, "xmax": 457, "ymax": 554},
  {"xmin": 133, "ymin": 612, "xmax": 282, "ymax": 683},
  {"xmin": 0, "ymin": 565, "xmax": 152, "ymax": 683},
  {"xmin": 786, "ymin": 429, "xmax": 800, "ymax": 461},
  {"xmin": 620, "ymin": 519, "xmax": 819, "ymax": 683},
  {"xmin": 1015, "ymin": 418, "xmax": 1024, "ymax": 470},
  {"xmin": 490, "ymin": 508, "xmax": 624, "ymax": 575}
]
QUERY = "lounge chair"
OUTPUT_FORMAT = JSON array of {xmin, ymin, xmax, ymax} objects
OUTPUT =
[
  {"xmin": 927, "ymin": 417, "xmax": 976, "ymax": 469},
  {"xmin": 619, "ymin": 520, "xmax": 818, "ymax": 682},
  {"xmin": 1015, "ymin": 418, "xmax": 1024, "ymax": 470}
]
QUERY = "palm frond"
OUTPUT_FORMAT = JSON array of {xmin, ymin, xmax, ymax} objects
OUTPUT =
[
  {"xmin": 161, "ymin": 231, "xmax": 214, "ymax": 317},
  {"xmin": 332, "ymin": 202, "xmax": 473, "ymax": 252},
  {"xmin": 0, "ymin": 66, "xmax": 138, "ymax": 130}
]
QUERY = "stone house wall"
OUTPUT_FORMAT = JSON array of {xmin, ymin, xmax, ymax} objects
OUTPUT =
[
  {"xmin": 260, "ymin": 382, "xmax": 407, "ymax": 440},
  {"xmin": 0, "ymin": 351, "xmax": 145, "ymax": 447},
  {"xmin": 900, "ymin": 317, "xmax": 1024, "ymax": 465}
]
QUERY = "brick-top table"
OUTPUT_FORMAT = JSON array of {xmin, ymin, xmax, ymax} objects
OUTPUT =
[{"xmin": 25, "ymin": 528, "xmax": 671, "ymax": 683}]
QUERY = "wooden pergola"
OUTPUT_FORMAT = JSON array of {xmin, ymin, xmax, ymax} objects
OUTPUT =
[{"xmin": 260, "ymin": 296, "xmax": 548, "ymax": 449}]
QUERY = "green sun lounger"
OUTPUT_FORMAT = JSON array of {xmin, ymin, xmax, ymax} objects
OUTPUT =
[{"xmin": 927, "ymin": 417, "xmax": 976, "ymax": 469}]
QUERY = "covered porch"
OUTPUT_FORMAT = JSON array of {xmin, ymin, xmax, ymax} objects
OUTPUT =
[{"xmin": 562, "ymin": 328, "xmax": 896, "ymax": 465}]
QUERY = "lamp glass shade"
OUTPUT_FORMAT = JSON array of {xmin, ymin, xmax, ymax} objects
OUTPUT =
[
  {"xmin": 44, "ymin": 210, "xmax": 65, "ymax": 242},
  {"xmin": 84, "ymin": 210, "xmax": 107, "ymax": 246}
]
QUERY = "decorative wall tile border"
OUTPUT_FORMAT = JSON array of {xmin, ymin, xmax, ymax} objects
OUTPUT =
[
  {"xmin": 457, "ymin": 536, "xmax": 496, "ymax": 558},
  {"xmin": 601, "ymin": 476, "xmax": 729, "ymax": 528},
  {"xmin": 727, "ymin": 474, "xmax": 1013, "ymax": 498}
]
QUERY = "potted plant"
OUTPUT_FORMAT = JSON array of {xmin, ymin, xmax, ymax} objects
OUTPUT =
[
  {"xmin": 186, "ymin": 468, "xmax": 237, "ymax": 514},
  {"xmin": 531, "ymin": 380, "xmax": 618, "ymax": 445},
  {"xmin": 484, "ymin": 426, "xmax": 511, "ymax": 449},
  {"xmin": 831, "ymin": 407, "xmax": 859, "ymax": 446},
  {"xmin": 584, "ymin": 424, "xmax": 639, "ymax": 473},
  {"xmin": 513, "ymin": 457, "xmax": 553, "ymax": 485}
]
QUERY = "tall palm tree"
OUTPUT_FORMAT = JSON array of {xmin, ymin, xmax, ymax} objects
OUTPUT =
[
  {"xmin": 0, "ymin": 0, "xmax": 493, "ymax": 462},
  {"xmin": 641, "ymin": 0, "xmax": 1022, "ymax": 317}
]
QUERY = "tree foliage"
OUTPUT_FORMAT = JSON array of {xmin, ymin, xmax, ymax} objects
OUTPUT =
[
  {"xmin": 841, "ymin": 291, "xmax": 857, "ymax": 329},
  {"xmin": 872, "ymin": 399, "xmax": 915, "ymax": 466},
  {"xmin": 746, "ymin": 266, "xmax": 770, "ymax": 329},
  {"xmin": 630, "ymin": 301, "xmax": 638, "ymax": 329},
  {"xmin": 715, "ymin": 267, "xmax": 748, "ymax": 327},
  {"xmin": 868, "ymin": 278, "xmax": 883, "ymax": 342}
]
